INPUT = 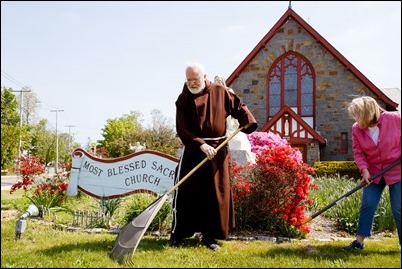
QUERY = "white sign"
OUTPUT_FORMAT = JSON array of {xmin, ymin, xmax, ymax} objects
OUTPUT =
[{"xmin": 66, "ymin": 148, "xmax": 179, "ymax": 199}]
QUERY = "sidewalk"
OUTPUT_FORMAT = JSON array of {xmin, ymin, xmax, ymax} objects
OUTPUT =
[{"xmin": 1, "ymin": 175, "xmax": 18, "ymax": 190}]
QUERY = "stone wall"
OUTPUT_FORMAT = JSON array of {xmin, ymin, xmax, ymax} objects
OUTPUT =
[{"xmin": 229, "ymin": 19, "xmax": 386, "ymax": 162}]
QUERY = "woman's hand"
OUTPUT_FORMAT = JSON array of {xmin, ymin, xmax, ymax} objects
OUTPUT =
[{"xmin": 360, "ymin": 168, "xmax": 371, "ymax": 185}]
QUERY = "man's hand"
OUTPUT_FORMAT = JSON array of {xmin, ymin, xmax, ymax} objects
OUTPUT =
[
  {"xmin": 200, "ymin": 144, "xmax": 217, "ymax": 160},
  {"xmin": 244, "ymin": 123, "xmax": 253, "ymax": 129}
]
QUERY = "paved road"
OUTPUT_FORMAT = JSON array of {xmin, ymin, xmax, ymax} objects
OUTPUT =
[{"xmin": 1, "ymin": 175, "xmax": 19, "ymax": 190}]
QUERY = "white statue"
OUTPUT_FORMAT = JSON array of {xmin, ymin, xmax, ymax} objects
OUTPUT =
[
  {"xmin": 214, "ymin": 75, "xmax": 256, "ymax": 164},
  {"xmin": 129, "ymin": 142, "xmax": 146, "ymax": 152}
]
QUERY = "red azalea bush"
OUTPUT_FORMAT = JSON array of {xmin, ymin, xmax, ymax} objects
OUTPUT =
[
  {"xmin": 10, "ymin": 155, "xmax": 45, "ymax": 192},
  {"xmin": 231, "ymin": 132, "xmax": 318, "ymax": 238},
  {"xmin": 10, "ymin": 155, "xmax": 69, "ymax": 209}
]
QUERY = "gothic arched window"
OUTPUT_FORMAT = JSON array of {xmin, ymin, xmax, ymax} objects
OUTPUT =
[{"xmin": 267, "ymin": 52, "xmax": 315, "ymax": 128}]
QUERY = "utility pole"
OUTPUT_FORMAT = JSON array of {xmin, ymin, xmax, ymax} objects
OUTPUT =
[
  {"xmin": 11, "ymin": 87, "xmax": 31, "ymax": 176},
  {"xmin": 50, "ymin": 109, "xmax": 64, "ymax": 173},
  {"xmin": 65, "ymin": 125, "xmax": 75, "ymax": 153}
]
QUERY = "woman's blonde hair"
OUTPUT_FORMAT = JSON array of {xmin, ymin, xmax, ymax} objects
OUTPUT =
[{"xmin": 347, "ymin": 96, "xmax": 383, "ymax": 128}]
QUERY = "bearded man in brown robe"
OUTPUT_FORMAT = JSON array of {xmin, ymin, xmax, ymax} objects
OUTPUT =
[{"xmin": 168, "ymin": 62, "xmax": 257, "ymax": 250}]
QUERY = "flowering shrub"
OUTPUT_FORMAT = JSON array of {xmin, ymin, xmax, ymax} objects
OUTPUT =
[
  {"xmin": 231, "ymin": 132, "xmax": 318, "ymax": 238},
  {"xmin": 230, "ymin": 161, "xmax": 257, "ymax": 230},
  {"xmin": 10, "ymin": 155, "xmax": 45, "ymax": 192},
  {"xmin": 248, "ymin": 131, "xmax": 302, "ymax": 162},
  {"xmin": 10, "ymin": 155, "xmax": 69, "ymax": 209}
]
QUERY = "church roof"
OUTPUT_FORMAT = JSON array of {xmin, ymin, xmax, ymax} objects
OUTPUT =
[{"xmin": 226, "ymin": 6, "xmax": 398, "ymax": 111}]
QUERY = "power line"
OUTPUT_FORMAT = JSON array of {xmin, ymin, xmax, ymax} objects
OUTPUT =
[
  {"xmin": 2, "ymin": 70, "xmax": 83, "ymax": 147},
  {"xmin": 1, "ymin": 70, "xmax": 26, "ymax": 88}
]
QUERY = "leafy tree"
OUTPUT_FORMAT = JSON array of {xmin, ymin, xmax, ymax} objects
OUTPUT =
[
  {"xmin": 1, "ymin": 87, "xmax": 20, "ymax": 169},
  {"xmin": 1, "ymin": 87, "xmax": 20, "ymax": 125},
  {"xmin": 25, "ymin": 119, "xmax": 69, "ymax": 171},
  {"xmin": 97, "ymin": 109, "xmax": 180, "ymax": 158},
  {"xmin": 100, "ymin": 111, "xmax": 142, "ymax": 157},
  {"xmin": 123, "ymin": 109, "xmax": 181, "ymax": 157},
  {"xmin": 105, "ymin": 137, "xmax": 128, "ymax": 158},
  {"xmin": 1, "ymin": 125, "xmax": 20, "ymax": 170},
  {"xmin": 1, "ymin": 86, "xmax": 89, "ymax": 171},
  {"xmin": 28, "ymin": 119, "xmax": 56, "ymax": 165}
]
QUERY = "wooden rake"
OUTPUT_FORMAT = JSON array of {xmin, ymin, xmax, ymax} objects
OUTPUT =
[{"xmin": 109, "ymin": 126, "xmax": 245, "ymax": 264}]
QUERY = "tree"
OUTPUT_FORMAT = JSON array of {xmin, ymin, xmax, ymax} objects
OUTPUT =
[
  {"xmin": 149, "ymin": 108, "xmax": 173, "ymax": 129},
  {"xmin": 20, "ymin": 88, "xmax": 40, "ymax": 125},
  {"xmin": 1, "ymin": 87, "xmax": 20, "ymax": 169},
  {"xmin": 28, "ymin": 119, "xmax": 56, "ymax": 165},
  {"xmin": 1, "ymin": 86, "xmax": 81, "ymax": 170},
  {"xmin": 1, "ymin": 87, "xmax": 20, "ymax": 125},
  {"xmin": 100, "ymin": 111, "xmax": 143, "ymax": 157},
  {"xmin": 124, "ymin": 109, "xmax": 181, "ymax": 157},
  {"xmin": 97, "ymin": 109, "xmax": 181, "ymax": 158}
]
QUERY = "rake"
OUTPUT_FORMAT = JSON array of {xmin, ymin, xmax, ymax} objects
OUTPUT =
[
  {"xmin": 302, "ymin": 157, "xmax": 401, "ymax": 225},
  {"xmin": 109, "ymin": 126, "xmax": 245, "ymax": 264}
]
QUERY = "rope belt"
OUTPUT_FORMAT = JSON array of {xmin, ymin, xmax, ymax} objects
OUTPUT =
[{"xmin": 202, "ymin": 135, "xmax": 227, "ymax": 141}]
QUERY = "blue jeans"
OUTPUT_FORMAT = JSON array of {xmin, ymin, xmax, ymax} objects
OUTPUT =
[{"xmin": 357, "ymin": 179, "xmax": 401, "ymax": 244}]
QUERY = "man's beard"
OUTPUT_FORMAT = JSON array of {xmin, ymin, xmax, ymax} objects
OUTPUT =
[{"xmin": 188, "ymin": 86, "xmax": 203, "ymax": 94}]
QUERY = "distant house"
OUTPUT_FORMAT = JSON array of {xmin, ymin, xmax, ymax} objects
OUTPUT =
[{"xmin": 226, "ymin": 6, "xmax": 399, "ymax": 165}]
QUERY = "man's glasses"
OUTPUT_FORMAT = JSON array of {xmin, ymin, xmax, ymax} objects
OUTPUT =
[{"xmin": 185, "ymin": 77, "xmax": 202, "ymax": 83}]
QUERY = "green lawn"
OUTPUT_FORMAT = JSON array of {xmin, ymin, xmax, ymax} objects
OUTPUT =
[
  {"xmin": 2, "ymin": 189, "xmax": 400, "ymax": 268},
  {"xmin": 1, "ymin": 217, "xmax": 400, "ymax": 268}
]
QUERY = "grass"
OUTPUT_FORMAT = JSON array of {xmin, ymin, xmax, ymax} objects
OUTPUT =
[
  {"xmin": 2, "ymin": 188, "xmax": 23, "ymax": 199},
  {"xmin": 1, "ymin": 216, "xmax": 400, "ymax": 268},
  {"xmin": 1, "ymin": 188, "xmax": 401, "ymax": 268}
]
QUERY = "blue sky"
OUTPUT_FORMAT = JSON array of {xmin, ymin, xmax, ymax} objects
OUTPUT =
[{"xmin": 1, "ymin": 1, "xmax": 401, "ymax": 146}]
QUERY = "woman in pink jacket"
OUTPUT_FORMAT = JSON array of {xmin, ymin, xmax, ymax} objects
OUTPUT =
[{"xmin": 343, "ymin": 96, "xmax": 401, "ymax": 251}]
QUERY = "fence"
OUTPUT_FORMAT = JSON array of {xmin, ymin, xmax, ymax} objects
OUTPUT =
[{"xmin": 72, "ymin": 210, "xmax": 111, "ymax": 228}]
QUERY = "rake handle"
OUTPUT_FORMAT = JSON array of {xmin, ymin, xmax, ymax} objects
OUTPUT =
[
  {"xmin": 303, "ymin": 157, "xmax": 401, "ymax": 224},
  {"xmin": 165, "ymin": 126, "xmax": 245, "ymax": 196}
]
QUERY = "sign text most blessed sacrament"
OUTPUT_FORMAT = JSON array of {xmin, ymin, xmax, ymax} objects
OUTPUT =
[{"xmin": 66, "ymin": 148, "xmax": 179, "ymax": 199}]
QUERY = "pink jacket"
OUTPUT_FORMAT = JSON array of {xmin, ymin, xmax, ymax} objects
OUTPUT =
[{"xmin": 352, "ymin": 110, "xmax": 401, "ymax": 185}]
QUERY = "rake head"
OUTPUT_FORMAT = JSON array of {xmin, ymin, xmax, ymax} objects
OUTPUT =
[{"xmin": 109, "ymin": 194, "xmax": 169, "ymax": 264}]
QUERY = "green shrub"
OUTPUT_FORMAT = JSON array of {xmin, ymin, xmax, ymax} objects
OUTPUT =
[
  {"xmin": 118, "ymin": 192, "xmax": 172, "ymax": 233},
  {"xmin": 97, "ymin": 197, "xmax": 121, "ymax": 219},
  {"xmin": 312, "ymin": 161, "xmax": 360, "ymax": 180}
]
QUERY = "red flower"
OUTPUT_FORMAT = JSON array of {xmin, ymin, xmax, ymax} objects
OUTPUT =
[
  {"xmin": 9, "ymin": 155, "xmax": 69, "ymax": 209},
  {"xmin": 231, "ymin": 132, "xmax": 317, "ymax": 237}
]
